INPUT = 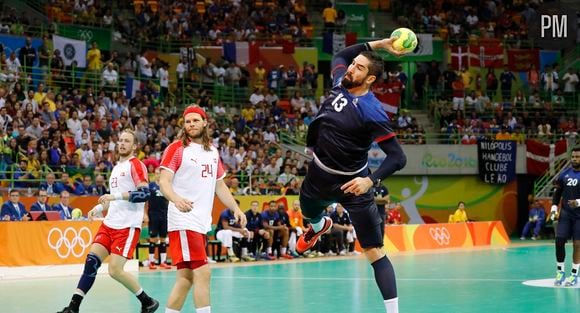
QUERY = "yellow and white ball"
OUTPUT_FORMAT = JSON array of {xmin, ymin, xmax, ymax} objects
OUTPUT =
[{"xmin": 390, "ymin": 28, "xmax": 418, "ymax": 54}]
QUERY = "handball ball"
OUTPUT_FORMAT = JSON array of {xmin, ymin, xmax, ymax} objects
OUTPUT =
[
  {"xmin": 390, "ymin": 28, "xmax": 418, "ymax": 54},
  {"xmin": 71, "ymin": 208, "xmax": 83, "ymax": 219}
]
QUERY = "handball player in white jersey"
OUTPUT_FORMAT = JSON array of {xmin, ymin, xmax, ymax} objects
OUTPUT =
[
  {"xmin": 159, "ymin": 105, "xmax": 246, "ymax": 313},
  {"xmin": 57, "ymin": 129, "xmax": 159, "ymax": 313}
]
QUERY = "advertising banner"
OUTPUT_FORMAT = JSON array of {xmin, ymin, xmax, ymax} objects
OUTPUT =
[
  {"xmin": 335, "ymin": 3, "xmax": 369, "ymax": 37},
  {"xmin": 477, "ymin": 140, "xmax": 517, "ymax": 184},
  {"xmin": 57, "ymin": 24, "xmax": 112, "ymax": 50},
  {"xmin": 0, "ymin": 221, "xmax": 102, "ymax": 266}
]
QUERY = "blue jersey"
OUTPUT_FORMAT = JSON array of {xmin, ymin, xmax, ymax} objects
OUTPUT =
[
  {"xmin": 261, "ymin": 210, "xmax": 280, "ymax": 228},
  {"xmin": 306, "ymin": 71, "xmax": 394, "ymax": 173},
  {"xmin": 556, "ymin": 167, "xmax": 580, "ymax": 217},
  {"xmin": 245, "ymin": 210, "xmax": 262, "ymax": 231},
  {"xmin": 216, "ymin": 209, "xmax": 239, "ymax": 231}
]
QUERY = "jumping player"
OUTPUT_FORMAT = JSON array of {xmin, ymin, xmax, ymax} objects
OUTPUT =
[
  {"xmin": 57, "ymin": 129, "xmax": 158, "ymax": 313},
  {"xmin": 551, "ymin": 147, "xmax": 580, "ymax": 286},
  {"xmin": 296, "ymin": 38, "xmax": 407, "ymax": 313}
]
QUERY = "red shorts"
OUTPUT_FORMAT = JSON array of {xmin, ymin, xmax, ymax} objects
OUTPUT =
[
  {"xmin": 168, "ymin": 230, "xmax": 208, "ymax": 269},
  {"xmin": 93, "ymin": 224, "xmax": 140, "ymax": 259}
]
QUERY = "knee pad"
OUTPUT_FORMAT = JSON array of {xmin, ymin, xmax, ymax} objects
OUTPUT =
[{"xmin": 83, "ymin": 253, "xmax": 102, "ymax": 277}]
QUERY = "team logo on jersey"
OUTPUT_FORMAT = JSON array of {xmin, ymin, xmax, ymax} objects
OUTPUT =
[
  {"xmin": 190, "ymin": 158, "xmax": 197, "ymax": 164},
  {"xmin": 353, "ymin": 98, "xmax": 359, "ymax": 106},
  {"xmin": 120, "ymin": 172, "xmax": 126, "ymax": 176},
  {"xmin": 213, "ymin": 158, "xmax": 217, "ymax": 163}
]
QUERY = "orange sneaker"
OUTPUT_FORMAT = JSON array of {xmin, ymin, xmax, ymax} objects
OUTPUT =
[
  {"xmin": 296, "ymin": 216, "xmax": 333, "ymax": 254},
  {"xmin": 281, "ymin": 253, "xmax": 294, "ymax": 260},
  {"xmin": 148, "ymin": 262, "xmax": 157, "ymax": 270},
  {"xmin": 158, "ymin": 262, "xmax": 172, "ymax": 269}
]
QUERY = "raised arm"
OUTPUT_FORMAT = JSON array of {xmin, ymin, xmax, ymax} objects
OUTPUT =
[{"xmin": 331, "ymin": 38, "xmax": 403, "ymax": 86}]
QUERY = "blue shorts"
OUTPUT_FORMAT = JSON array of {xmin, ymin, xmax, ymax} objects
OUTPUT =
[
  {"xmin": 300, "ymin": 162, "xmax": 384, "ymax": 248},
  {"xmin": 556, "ymin": 210, "xmax": 580, "ymax": 240}
]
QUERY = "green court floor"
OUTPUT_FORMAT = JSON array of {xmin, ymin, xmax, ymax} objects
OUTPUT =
[{"xmin": 2, "ymin": 243, "xmax": 580, "ymax": 313}]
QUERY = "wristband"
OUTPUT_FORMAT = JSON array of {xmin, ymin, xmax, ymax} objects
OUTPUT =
[
  {"xmin": 94, "ymin": 204, "xmax": 104, "ymax": 213},
  {"xmin": 113, "ymin": 192, "xmax": 123, "ymax": 200}
]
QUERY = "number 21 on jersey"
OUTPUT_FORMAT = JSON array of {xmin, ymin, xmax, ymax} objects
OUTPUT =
[{"xmin": 332, "ymin": 93, "xmax": 348, "ymax": 112}]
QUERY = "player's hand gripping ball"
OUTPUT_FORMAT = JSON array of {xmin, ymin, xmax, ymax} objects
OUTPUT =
[{"xmin": 390, "ymin": 28, "xmax": 418, "ymax": 54}]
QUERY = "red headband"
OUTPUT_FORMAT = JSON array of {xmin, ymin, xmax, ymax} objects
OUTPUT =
[{"xmin": 182, "ymin": 106, "xmax": 207, "ymax": 120}]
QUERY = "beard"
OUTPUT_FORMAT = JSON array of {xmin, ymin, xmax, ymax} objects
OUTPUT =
[
  {"xmin": 341, "ymin": 74, "xmax": 364, "ymax": 89},
  {"xmin": 118, "ymin": 148, "xmax": 132, "ymax": 158},
  {"xmin": 186, "ymin": 128, "xmax": 203, "ymax": 140},
  {"xmin": 572, "ymin": 162, "xmax": 580, "ymax": 170}
]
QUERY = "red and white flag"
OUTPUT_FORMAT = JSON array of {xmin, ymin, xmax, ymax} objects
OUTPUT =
[
  {"xmin": 526, "ymin": 139, "xmax": 568, "ymax": 176},
  {"xmin": 468, "ymin": 45, "xmax": 504, "ymax": 68},
  {"xmin": 449, "ymin": 45, "xmax": 468, "ymax": 70}
]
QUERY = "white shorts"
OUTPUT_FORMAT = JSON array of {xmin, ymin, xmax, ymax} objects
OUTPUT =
[{"xmin": 453, "ymin": 97, "xmax": 465, "ymax": 110}]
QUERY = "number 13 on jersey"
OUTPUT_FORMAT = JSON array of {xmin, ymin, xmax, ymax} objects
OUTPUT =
[{"xmin": 332, "ymin": 93, "xmax": 348, "ymax": 112}]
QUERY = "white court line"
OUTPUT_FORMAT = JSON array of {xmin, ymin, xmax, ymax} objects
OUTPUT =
[{"xmin": 206, "ymin": 275, "xmax": 525, "ymax": 282}]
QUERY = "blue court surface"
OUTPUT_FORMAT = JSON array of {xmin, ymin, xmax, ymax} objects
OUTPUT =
[{"xmin": 2, "ymin": 242, "xmax": 579, "ymax": 313}]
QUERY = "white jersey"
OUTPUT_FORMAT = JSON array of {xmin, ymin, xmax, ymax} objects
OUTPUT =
[
  {"xmin": 160, "ymin": 141, "xmax": 225, "ymax": 233},
  {"xmin": 104, "ymin": 156, "xmax": 149, "ymax": 229}
]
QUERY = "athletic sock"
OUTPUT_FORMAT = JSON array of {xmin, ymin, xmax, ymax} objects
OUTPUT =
[
  {"xmin": 557, "ymin": 262, "xmax": 565, "ymax": 272},
  {"xmin": 311, "ymin": 218, "xmax": 325, "ymax": 233},
  {"xmin": 149, "ymin": 242, "xmax": 156, "ymax": 263},
  {"xmin": 196, "ymin": 306, "xmax": 211, "ymax": 313},
  {"xmin": 371, "ymin": 256, "xmax": 398, "ymax": 301},
  {"xmin": 572, "ymin": 264, "xmax": 579, "ymax": 276},
  {"xmin": 68, "ymin": 293, "xmax": 84, "ymax": 311},
  {"xmin": 160, "ymin": 242, "xmax": 167, "ymax": 263},
  {"xmin": 281, "ymin": 247, "xmax": 287, "ymax": 255},
  {"xmin": 165, "ymin": 308, "xmax": 180, "ymax": 313},
  {"xmin": 383, "ymin": 298, "xmax": 399, "ymax": 313},
  {"xmin": 136, "ymin": 289, "xmax": 153, "ymax": 306}
]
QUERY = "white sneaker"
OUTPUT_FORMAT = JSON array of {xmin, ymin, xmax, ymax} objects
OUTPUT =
[
  {"xmin": 207, "ymin": 257, "xmax": 217, "ymax": 264},
  {"xmin": 339, "ymin": 249, "xmax": 347, "ymax": 256},
  {"xmin": 352, "ymin": 251, "xmax": 361, "ymax": 255},
  {"xmin": 520, "ymin": 236, "xmax": 526, "ymax": 240}
]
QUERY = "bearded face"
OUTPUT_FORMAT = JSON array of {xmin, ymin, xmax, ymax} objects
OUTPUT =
[{"xmin": 341, "ymin": 72, "xmax": 366, "ymax": 89}]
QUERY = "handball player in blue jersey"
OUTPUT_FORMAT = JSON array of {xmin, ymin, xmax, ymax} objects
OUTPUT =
[
  {"xmin": 296, "ymin": 38, "xmax": 407, "ymax": 312},
  {"xmin": 551, "ymin": 147, "xmax": 580, "ymax": 287}
]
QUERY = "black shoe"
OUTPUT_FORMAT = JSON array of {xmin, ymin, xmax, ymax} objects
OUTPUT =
[
  {"xmin": 141, "ymin": 298, "xmax": 159, "ymax": 313},
  {"xmin": 56, "ymin": 307, "xmax": 78, "ymax": 313}
]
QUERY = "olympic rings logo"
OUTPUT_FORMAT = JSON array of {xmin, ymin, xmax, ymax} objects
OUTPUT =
[
  {"xmin": 47, "ymin": 227, "xmax": 92, "ymax": 259},
  {"xmin": 429, "ymin": 227, "xmax": 451, "ymax": 246},
  {"xmin": 78, "ymin": 30, "xmax": 93, "ymax": 41}
]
